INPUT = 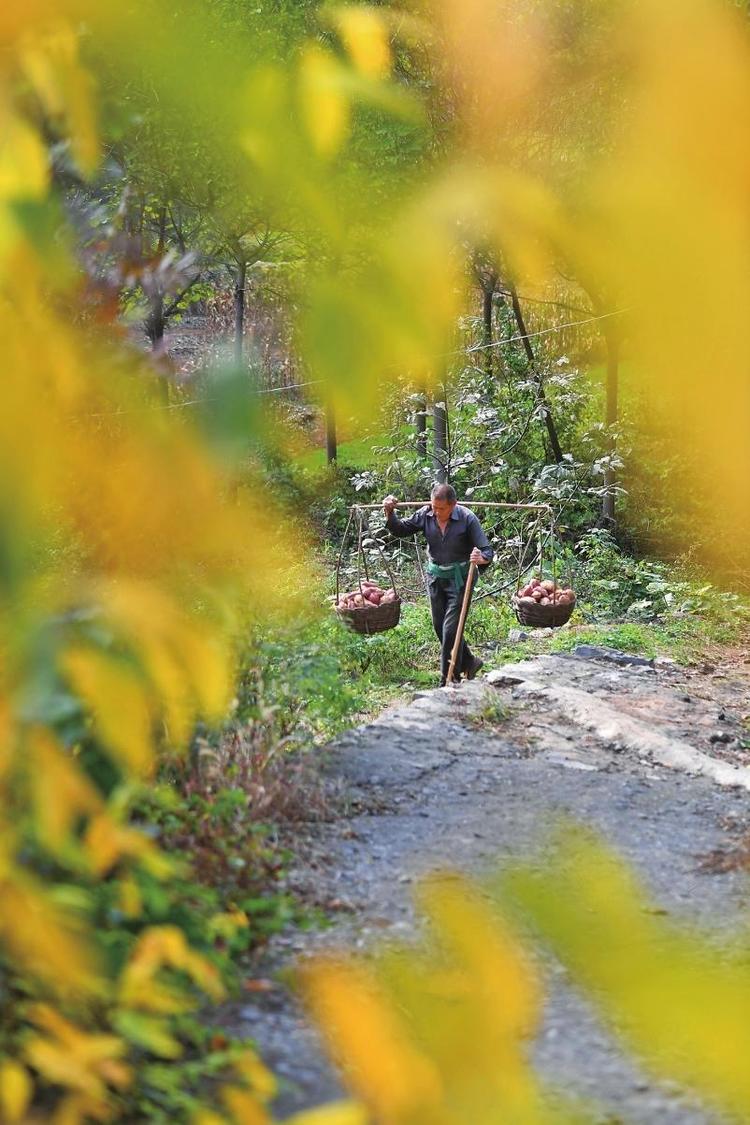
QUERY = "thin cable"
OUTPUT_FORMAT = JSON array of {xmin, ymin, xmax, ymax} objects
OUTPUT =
[
  {"xmin": 77, "ymin": 379, "xmax": 324, "ymax": 419},
  {"xmin": 82, "ymin": 397, "xmax": 208, "ymax": 419},
  {"xmin": 259, "ymin": 379, "xmax": 322, "ymax": 395},
  {"xmin": 464, "ymin": 307, "xmax": 629, "ymax": 356},
  {"xmin": 73, "ymin": 307, "xmax": 629, "ymax": 420}
]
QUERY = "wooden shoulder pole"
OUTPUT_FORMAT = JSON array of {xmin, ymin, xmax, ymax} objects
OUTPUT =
[{"xmin": 446, "ymin": 562, "xmax": 478, "ymax": 685}]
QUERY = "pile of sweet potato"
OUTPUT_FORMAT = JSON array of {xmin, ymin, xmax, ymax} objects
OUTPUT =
[
  {"xmin": 337, "ymin": 581, "xmax": 398, "ymax": 610},
  {"xmin": 515, "ymin": 577, "xmax": 575, "ymax": 606}
]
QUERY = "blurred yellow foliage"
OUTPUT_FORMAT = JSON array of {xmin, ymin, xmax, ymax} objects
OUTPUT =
[
  {"xmin": 24, "ymin": 1005, "xmax": 131, "ymax": 1101},
  {"xmin": 20, "ymin": 22, "xmax": 99, "ymax": 175},
  {"xmin": 119, "ymin": 926, "xmax": 225, "ymax": 1011},
  {"xmin": 499, "ymin": 829, "xmax": 750, "ymax": 1119},
  {"xmin": 300, "ymin": 47, "xmax": 353, "ymax": 158},
  {"xmin": 300, "ymin": 874, "xmax": 581, "ymax": 1125},
  {"xmin": 330, "ymin": 6, "xmax": 392, "ymax": 79},
  {"xmin": 0, "ymin": 1058, "xmax": 33, "ymax": 1123},
  {"xmin": 0, "ymin": 0, "xmax": 748, "ymax": 1119},
  {"xmin": 0, "ymin": 7, "xmax": 309, "ymax": 1120}
]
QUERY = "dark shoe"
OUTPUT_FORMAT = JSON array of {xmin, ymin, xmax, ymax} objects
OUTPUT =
[
  {"xmin": 439, "ymin": 675, "xmax": 461, "ymax": 687},
  {"xmin": 465, "ymin": 656, "xmax": 484, "ymax": 681}
]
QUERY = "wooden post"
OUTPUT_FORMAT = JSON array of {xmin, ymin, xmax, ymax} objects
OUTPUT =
[
  {"xmin": 433, "ymin": 393, "xmax": 448, "ymax": 482},
  {"xmin": 415, "ymin": 380, "xmax": 428, "ymax": 457},
  {"xmin": 601, "ymin": 326, "xmax": 620, "ymax": 528},
  {"xmin": 325, "ymin": 388, "xmax": 337, "ymax": 465},
  {"xmin": 446, "ymin": 563, "xmax": 478, "ymax": 685},
  {"xmin": 234, "ymin": 260, "xmax": 246, "ymax": 368}
]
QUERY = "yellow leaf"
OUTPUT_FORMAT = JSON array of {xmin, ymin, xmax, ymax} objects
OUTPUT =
[
  {"xmin": 0, "ymin": 110, "xmax": 48, "ymax": 201},
  {"xmin": 117, "ymin": 873, "xmax": 142, "ymax": 918},
  {"xmin": 114, "ymin": 1011, "xmax": 182, "ymax": 1059},
  {"xmin": 28, "ymin": 729, "xmax": 102, "ymax": 852},
  {"xmin": 193, "ymin": 1112, "xmax": 230, "ymax": 1125},
  {"xmin": 302, "ymin": 958, "xmax": 443, "ymax": 1120},
  {"xmin": 0, "ymin": 1059, "xmax": 33, "ymax": 1122},
  {"xmin": 20, "ymin": 23, "xmax": 99, "ymax": 176},
  {"xmin": 418, "ymin": 874, "xmax": 540, "ymax": 1043},
  {"xmin": 94, "ymin": 582, "xmax": 233, "ymax": 742},
  {"xmin": 208, "ymin": 909, "xmax": 249, "ymax": 942},
  {"xmin": 120, "ymin": 925, "xmax": 225, "ymax": 1012},
  {"xmin": 331, "ymin": 6, "xmax": 391, "ymax": 78},
  {"xmin": 84, "ymin": 812, "xmax": 170, "ymax": 878},
  {"xmin": 284, "ymin": 1101, "xmax": 368, "ymax": 1125},
  {"xmin": 232, "ymin": 1050, "xmax": 277, "ymax": 1103},
  {"xmin": 63, "ymin": 647, "xmax": 154, "ymax": 776},
  {"xmin": 298, "ymin": 47, "xmax": 350, "ymax": 158},
  {"xmin": 52, "ymin": 1090, "xmax": 114, "ymax": 1125},
  {"xmin": 501, "ymin": 830, "xmax": 750, "ymax": 1119},
  {"xmin": 221, "ymin": 1086, "xmax": 271, "ymax": 1124},
  {"xmin": 0, "ymin": 875, "xmax": 97, "ymax": 995},
  {"xmin": 25, "ymin": 1004, "xmax": 130, "ymax": 1100}
]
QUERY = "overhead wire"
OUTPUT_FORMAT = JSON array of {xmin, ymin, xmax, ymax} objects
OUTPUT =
[{"xmin": 73, "ymin": 306, "xmax": 629, "ymax": 420}]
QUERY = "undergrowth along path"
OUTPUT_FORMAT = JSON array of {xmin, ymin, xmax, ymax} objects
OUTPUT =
[{"xmin": 226, "ymin": 646, "xmax": 750, "ymax": 1124}]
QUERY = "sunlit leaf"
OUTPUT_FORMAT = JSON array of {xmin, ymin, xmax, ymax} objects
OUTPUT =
[
  {"xmin": 0, "ymin": 1059, "xmax": 33, "ymax": 1123},
  {"xmin": 232, "ymin": 1050, "xmax": 277, "ymax": 1103},
  {"xmin": 221, "ymin": 1086, "xmax": 272, "ymax": 1124},
  {"xmin": 331, "ymin": 6, "xmax": 392, "ymax": 78},
  {"xmin": 19, "ymin": 22, "xmax": 99, "ymax": 175},
  {"xmin": 284, "ymin": 1103, "xmax": 368, "ymax": 1125},
  {"xmin": 63, "ymin": 648, "xmax": 154, "ymax": 777},
  {"xmin": 27, "ymin": 729, "xmax": 102, "ymax": 853},
  {"xmin": 499, "ymin": 829, "xmax": 750, "ymax": 1119},
  {"xmin": 24, "ymin": 1004, "xmax": 131, "ymax": 1100},
  {"xmin": 302, "ymin": 958, "xmax": 445, "ymax": 1120},
  {"xmin": 299, "ymin": 46, "xmax": 351, "ymax": 158}
]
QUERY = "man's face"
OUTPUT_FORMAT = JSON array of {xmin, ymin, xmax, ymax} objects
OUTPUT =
[{"xmin": 431, "ymin": 498, "xmax": 456, "ymax": 523}]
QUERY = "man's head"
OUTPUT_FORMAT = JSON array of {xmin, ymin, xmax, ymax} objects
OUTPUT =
[{"xmin": 430, "ymin": 482, "xmax": 457, "ymax": 522}]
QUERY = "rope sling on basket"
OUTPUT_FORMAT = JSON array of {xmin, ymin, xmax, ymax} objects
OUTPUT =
[
  {"xmin": 333, "ymin": 500, "xmax": 576, "ymax": 633},
  {"xmin": 334, "ymin": 507, "xmax": 401, "ymax": 634},
  {"xmin": 511, "ymin": 513, "xmax": 576, "ymax": 628}
]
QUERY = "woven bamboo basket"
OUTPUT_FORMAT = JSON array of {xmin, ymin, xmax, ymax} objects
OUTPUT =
[
  {"xmin": 334, "ymin": 507, "xmax": 402, "ymax": 634},
  {"xmin": 512, "ymin": 594, "xmax": 576, "ymax": 629},
  {"xmin": 335, "ymin": 593, "xmax": 402, "ymax": 634}
]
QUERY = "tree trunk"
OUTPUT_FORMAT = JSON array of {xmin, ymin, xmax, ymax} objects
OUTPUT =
[
  {"xmin": 144, "ymin": 294, "xmax": 170, "ymax": 404},
  {"xmin": 415, "ymin": 380, "xmax": 428, "ymax": 457},
  {"xmin": 432, "ymin": 388, "xmax": 448, "ymax": 482},
  {"xmin": 605, "ymin": 326, "xmax": 619, "ymax": 430},
  {"xmin": 234, "ymin": 260, "xmax": 246, "ymax": 368},
  {"xmin": 509, "ymin": 284, "xmax": 564, "ymax": 464},
  {"xmin": 481, "ymin": 274, "xmax": 497, "ymax": 383},
  {"xmin": 601, "ymin": 327, "xmax": 620, "ymax": 527},
  {"xmin": 325, "ymin": 392, "xmax": 337, "ymax": 465},
  {"xmin": 143, "ymin": 204, "xmax": 170, "ymax": 403},
  {"xmin": 145, "ymin": 292, "xmax": 165, "ymax": 350}
]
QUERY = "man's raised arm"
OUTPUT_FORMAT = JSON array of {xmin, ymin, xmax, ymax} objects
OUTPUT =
[{"xmin": 382, "ymin": 496, "xmax": 424, "ymax": 537}]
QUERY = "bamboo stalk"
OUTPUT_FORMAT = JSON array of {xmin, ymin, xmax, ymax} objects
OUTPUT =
[
  {"xmin": 352, "ymin": 502, "xmax": 553, "ymax": 511},
  {"xmin": 446, "ymin": 562, "xmax": 478, "ymax": 685}
]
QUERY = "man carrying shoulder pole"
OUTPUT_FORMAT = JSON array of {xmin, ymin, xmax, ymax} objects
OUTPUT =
[{"xmin": 383, "ymin": 484, "xmax": 493, "ymax": 686}]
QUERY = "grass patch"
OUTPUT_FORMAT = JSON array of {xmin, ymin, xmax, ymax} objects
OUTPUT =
[
  {"xmin": 295, "ymin": 431, "xmax": 386, "ymax": 472},
  {"xmin": 468, "ymin": 695, "xmax": 511, "ymax": 728}
]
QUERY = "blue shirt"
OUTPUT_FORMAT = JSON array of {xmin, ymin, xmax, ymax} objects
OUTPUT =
[{"xmin": 386, "ymin": 504, "xmax": 493, "ymax": 568}]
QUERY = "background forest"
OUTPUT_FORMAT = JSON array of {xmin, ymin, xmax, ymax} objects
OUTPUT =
[{"xmin": 0, "ymin": 0, "xmax": 749, "ymax": 1122}]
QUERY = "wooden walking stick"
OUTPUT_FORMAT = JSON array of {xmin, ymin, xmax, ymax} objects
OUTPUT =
[{"xmin": 446, "ymin": 562, "xmax": 478, "ymax": 685}]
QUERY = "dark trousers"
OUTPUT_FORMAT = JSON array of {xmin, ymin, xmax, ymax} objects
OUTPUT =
[{"xmin": 428, "ymin": 576, "xmax": 475, "ymax": 682}]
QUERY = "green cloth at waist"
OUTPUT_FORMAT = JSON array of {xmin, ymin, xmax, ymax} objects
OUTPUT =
[{"xmin": 427, "ymin": 560, "xmax": 470, "ymax": 591}]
